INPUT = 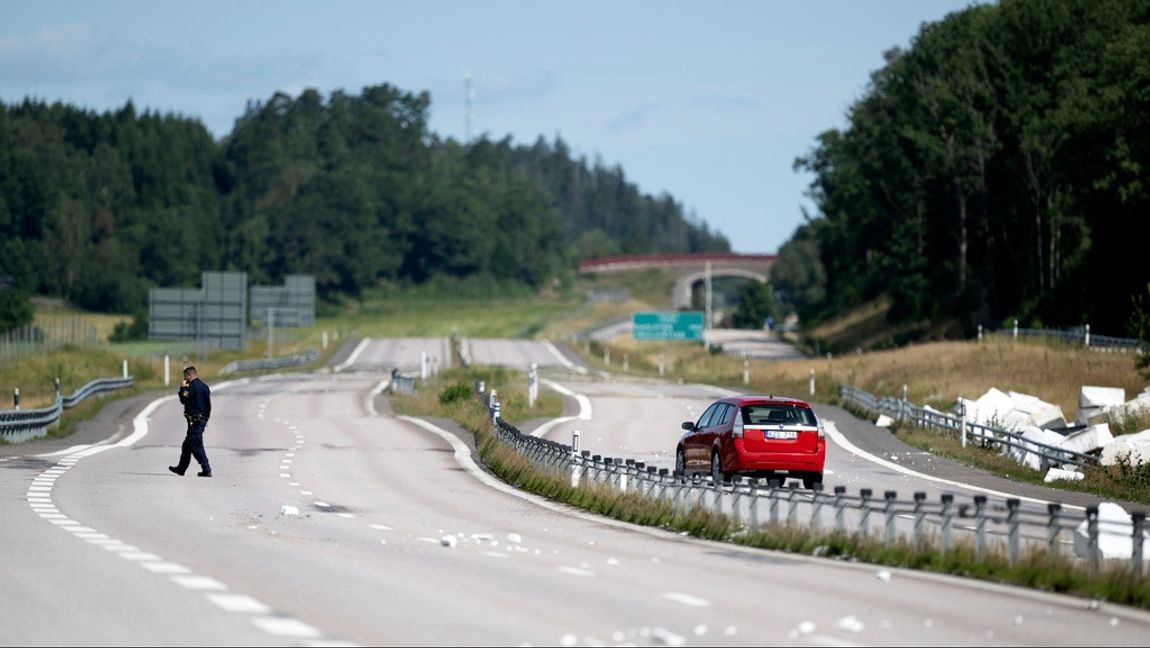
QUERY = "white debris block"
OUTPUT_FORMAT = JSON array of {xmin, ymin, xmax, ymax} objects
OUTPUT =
[
  {"xmin": 1080, "ymin": 386, "xmax": 1127, "ymax": 409},
  {"xmin": 875, "ymin": 414, "xmax": 894, "ymax": 428},
  {"xmin": 968, "ymin": 388, "xmax": 1017, "ymax": 426},
  {"xmin": 1059, "ymin": 423, "xmax": 1114, "ymax": 456},
  {"xmin": 1009, "ymin": 391, "xmax": 1068, "ymax": 429},
  {"xmin": 440, "ymin": 535, "xmax": 457, "ymax": 548},
  {"xmin": 1100, "ymin": 429, "xmax": 1150, "ymax": 467},
  {"xmin": 1016, "ymin": 426, "xmax": 1067, "ymax": 470},
  {"xmin": 1044, "ymin": 467, "xmax": 1084, "ymax": 483},
  {"xmin": 281, "ymin": 505, "xmax": 299, "ymax": 516},
  {"xmin": 1073, "ymin": 502, "xmax": 1150, "ymax": 560}
]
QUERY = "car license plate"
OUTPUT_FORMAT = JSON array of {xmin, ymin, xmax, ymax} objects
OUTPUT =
[{"xmin": 767, "ymin": 430, "xmax": 798, "ymax": 440}]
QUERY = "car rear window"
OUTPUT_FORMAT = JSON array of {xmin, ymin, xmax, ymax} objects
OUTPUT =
[{"xmin": 742, "ymin": 404, "xmax": 817, "ymax": 426}]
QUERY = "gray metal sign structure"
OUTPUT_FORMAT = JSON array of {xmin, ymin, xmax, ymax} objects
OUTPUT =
[
  {"xmin": 149, "ymin": 272, "xmax": 248, "ymax": 351},
  {"xmin": 249, "ymin": 274, "xmax": 316, "ymax": 327}
]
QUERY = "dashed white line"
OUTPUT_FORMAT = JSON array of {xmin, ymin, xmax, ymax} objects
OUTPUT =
[
  {"xmin": 661, "ymin": 592, "xmax": 712, "ymax": 608},
  {"xmin": 207, "ymin": 593, "xmax": 272, "ymax": 614},
  {"xmin": 251, "ymin": 617, "xmax": 323, "ymax": 638},
  {"xmin": 171, "ymin": 575, "xmax": 228, "ymax": 591}
]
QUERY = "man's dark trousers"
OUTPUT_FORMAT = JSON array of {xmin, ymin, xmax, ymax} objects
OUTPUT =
[{"xmin": 174, "ymin": 415, "xmax": 210, "ymax": 474}]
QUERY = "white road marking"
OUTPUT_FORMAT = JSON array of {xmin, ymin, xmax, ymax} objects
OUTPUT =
[
  {"xmin": 141, "ymin": 562, "xmax": 191, "ymax": 574},
  {"xmin": 171, "ymin": 575, "xmax": 228, "ymax": 590},
  {"xmin": 661, "ymin": 592, "xmax": 712, "ymax": 608},
  {"xmin": 252, "ymin": 617, "xmax": 323, "ymax": 638},
  {"xmin": 334, "ymin": 337, "xmax": 370, "ymax": 372},
  {"xmin": 557, "ymin": 566, "xmax": 594, "ymax": 577},
  {"xmin": 207, "ymin": 593, "xmax": 272, "ymax": 614}
]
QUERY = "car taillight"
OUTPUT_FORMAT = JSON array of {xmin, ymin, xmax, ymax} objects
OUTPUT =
[{"xmin": 732, "ymin": 418, "xmax": 744, "ymax": 439}]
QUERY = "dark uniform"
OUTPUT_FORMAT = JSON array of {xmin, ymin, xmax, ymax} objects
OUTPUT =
[{"xmin": 170, "ymin": 371, "xmax": 212, "ymax": 477}]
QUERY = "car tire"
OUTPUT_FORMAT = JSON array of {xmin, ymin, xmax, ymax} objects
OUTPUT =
[
  {"xmin": 675, "ymin": 449, "xmax": 687, "ymax": 476},
  {"xmin": 711, "ymin": 452, "xmax": 728, "ymax": 484},
  {"xmin": 802, "ymin": 473, "xmax": 823, "ymax": 490}
]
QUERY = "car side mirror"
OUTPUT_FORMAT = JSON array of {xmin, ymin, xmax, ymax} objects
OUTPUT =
[{"xmin": 681, "ymin": 421, "xmax": 696, "ymax": 431}]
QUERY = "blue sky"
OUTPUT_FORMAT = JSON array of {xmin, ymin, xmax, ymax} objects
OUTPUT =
[{"xmin": 1, "ymin": 0, "xmax": 983, "ymax": 254}]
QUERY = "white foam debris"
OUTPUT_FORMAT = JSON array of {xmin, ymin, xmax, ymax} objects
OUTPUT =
[
  {"xmin": 281, "ymin": 505, "xmax": 299, "ymax": 516},
  {"xmin": 606, "ymin": 558, "xmax": 620, "ymax": 566},
  {"xmin": 1074, "ymin": 502, "xmax": 1150, "ymax": 559},
  {"xmin": 559, "ymin": 634, "xmax": 578, "ymax": 646},
  {"xmin": 1044, "ymin": 467, "xmax": 1084, "ymax": 483},
  {"xmin": 508, "ymin": 533, "xmax": 522, "ymax": 544},
  {"xmin": 876, "ymin": 569, "xmax": 892, "ymax": 582},
  {"xmin": 1101, "ymin": 429, "xmax": 1150, "ymax": 467},
  {"xmin": 797, "ymin": 621, "xmax": 816, "ymax": 634},
  {"xmin": 440, "ymin": 535, "xmax": 457, "ymax": 548},
  {"xmin": 692, "ymin": 624, "xmax": 708, "ymax": 636},
  {"xmin": 1060, "ymin": 423, "xmax": 1115, "ymax": 455},
  {"xmin": 651, "ymin": 628, "xmax": 686, "ymax": 646},
  {"xmin": 724, "ymin": 626, "xmax": 737, "ymax": 636},
  {"xmin": 875, "ymin": 414, "xmax": 894, "ymax": 428},
  {"xmin": 471, "ymin": 533, "xmax": 494, "ymax": 542}
]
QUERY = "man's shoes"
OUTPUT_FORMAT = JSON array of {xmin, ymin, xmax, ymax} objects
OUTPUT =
[
  {"xmin": 168, "ymin": 466, "xmax": 185, "ymax": 476},
  {"xmin": 197, "ymin": 470, "xmax": 212, "ymax": 477}
]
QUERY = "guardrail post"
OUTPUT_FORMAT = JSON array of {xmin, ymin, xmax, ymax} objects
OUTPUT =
[
  {"xmin": 859, "ymin": 488, "xmax": 872, "ymax": 537},
  {"xmin": 1133, "ymin": 512, "xmax": 1146, "ymax": 576},
  {"xmin": 940, "ymin": 494, "xmax": 954, "ymax": 555},
  {"xmin": 787, "ymin": 483, "xmax": 799, "ymax": 526},
  {"xmin": 769, "ymin": 483, "xmax": 780, "ymax": 526},
  {"xmin": 899, "ymin": 385, "xmax": 908, "ymax": 424},
  {"xmin": 884, "ymin": 491, "xmax": 898, "ymax": 544},
  {"xmin": 730, "ymin": 476, "xmax": 743, "ymax": 524},
  {"xmin": 960, "ymin": 402, "xmax": 968, "ymax": 448},
  {"xmin": 54, "ymin": 377, "xmax": 60, "ymax": 400},
  {"xmin": 974, "ymin": 495, "xmax": 988, "ymax": 561},
  {"xmin": 695, "ymin": 473, "xmax": 707, "ymax": 511},
  {"xmin": 671, "ymin": 471, "xmax": 684, "ymax": 513},
  {"xmin": 1087, "ymin": 506, "xmax": 1100, "ymax": 574},
  {"xmin": 1047, "ymin": 503, "xmax": 1062, "ymax": 557},
  {"xmin": 913, "ymin": 492, "xmax": 926, "ymax": 547},
  {"xmin": 749, "ymin": 480, "xmax": 762, "ymax": 528},
  {"xmin": 810, "ymin": 482, "xmax": 824, "ymax": 531},
  {"xmin": 1007, "ymin": 498, "xmax": 1021, "ymax": 565},
  {"xmin": 1085, "ymin": 323, "xmax": 1091, "ymax": 347},
  {"xmin": 13, "ymin": 387, "xmax": 19, "ymax": 410},
  {"xmin": 713, "ymin": 476, "xmax": 723, "ymax": 515},
  {"xmin": 834, "ymin": 486, "xmax": 846, "ymax": 533}
]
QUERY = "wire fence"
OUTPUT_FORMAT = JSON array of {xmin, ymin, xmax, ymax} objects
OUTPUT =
[{"xmin": 0, "ymin": 317, "xmax": 104, "ymax": 366}]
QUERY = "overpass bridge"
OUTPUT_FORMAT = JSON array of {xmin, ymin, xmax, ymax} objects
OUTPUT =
[{"xmin": 577, "ymin": 252, "xmax": 777, "ymax": 309}]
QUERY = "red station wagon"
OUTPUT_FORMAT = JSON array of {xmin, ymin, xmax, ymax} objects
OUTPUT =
[{"xmin": 675, "ymin": 395, "xmax": 826, "ymax": 488}]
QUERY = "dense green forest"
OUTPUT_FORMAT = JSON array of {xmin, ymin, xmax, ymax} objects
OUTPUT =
[
  {"xmin": 0, "ymin": 84, "xmax": 729, "ymax": 323},
  {"xmin": 774, "ymin": 0, "xmax": 1150, "ymax": 337}
]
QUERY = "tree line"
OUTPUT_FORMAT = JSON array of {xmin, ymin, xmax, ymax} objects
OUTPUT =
[
  {"xmin": 0, "ymin": 84, "xmax": 729, "ymax": 327},
  {"xmin": 772, "ymin": 0, "xmax": 1150, "ymax": 338}
]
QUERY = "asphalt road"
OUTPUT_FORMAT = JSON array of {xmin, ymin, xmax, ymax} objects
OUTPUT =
[{"xmin": 2, "ymin": 337, "xmax": 1148, "ymax": 646}]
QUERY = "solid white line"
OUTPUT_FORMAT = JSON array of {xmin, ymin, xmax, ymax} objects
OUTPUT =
[
  {"xmin": 543, "ymin": 340, "xmax": 587, "ymax": 374},
  {"xmin": 556, "ymin": 566, "xmax": 594, "ymax": 577},
  {"xmin": 365, "ymin": 378, "xmax": 389, "ymax": 416}
]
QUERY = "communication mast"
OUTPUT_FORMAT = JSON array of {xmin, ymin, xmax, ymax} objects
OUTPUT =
[{"xmin": 463, "ymin": 71, "xmax": 474, "ymax": 142}]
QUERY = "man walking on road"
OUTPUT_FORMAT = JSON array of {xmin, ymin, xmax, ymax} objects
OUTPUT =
[{"xmin": 169, "ymin": 366, "xmax": 212, "ymax": 477}]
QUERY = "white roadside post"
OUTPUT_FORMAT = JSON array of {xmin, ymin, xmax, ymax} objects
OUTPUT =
[
  {"xmin": 742, "ymin": 354, "xmax": 749, "ymax": 384},
  {"xmin": 322, "ymin": 330, "xmax": 329, "ymax": 349},
  {"xmin": 420, "ymin": 351, "xmax": 428, "ymax": 380},
  {"xmin": 570, "ymin": 430, "xmax": 581, "ymax": 487},
  {"xmin": 164, "ymin": 354, "xmax": 170, "ymax": 386},
  {"xmin": 122, "ymin": 359, "xmax": 128, "ymax": 379},
  {"xmin": 623, "ymin": 354, "xmax": 629, "ymax": 372},
  {"xmin": 809, "ymin": 368, "xmax": 815, "ymax": 396},
  {"xmin": 659, "ymin": 353, "xmax": 665, "ymax": 376},
  {"xmin": 528, "ymin": 363, "xmax": 538, "ymax": 408}
]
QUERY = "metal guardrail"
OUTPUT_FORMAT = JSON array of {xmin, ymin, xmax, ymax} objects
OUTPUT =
[
  {"xmin": 388, "ymin": 369, "xmax": 417, "ymax": 395},
  {"xmin": 483, "ymin": 394, "xmax": 1148, "ymax": 573},
  {"xmin": 988, "ymin": 323, "xmax": 1143, "ymax": 353},
  {"xmin": 838, "ymin": 384, "xmax": 1097, "ymax": 470},
  {"xmin": 0, "ymin": 376, "xmax": 134, "ymax": 443},
  {"xmin": 218, "ymin": 349, "xmax": 320, "ymax": 375}
]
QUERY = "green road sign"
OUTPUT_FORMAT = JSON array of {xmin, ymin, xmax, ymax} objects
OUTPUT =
[{"xmin": 632, "ymin": 311, "xmax": 705, "ymax": 341}]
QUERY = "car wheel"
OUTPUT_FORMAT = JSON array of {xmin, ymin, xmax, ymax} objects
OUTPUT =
[
  {"xmin": 802, "ymin": 473, "xmax": 823, "ymax": 490},
  {"xmin": 675, "ymin": 449, "xmax": 687, "ymax": 476},
  {"xmin": 711, "ymin": 452, "xmax": 728, "ymax": 484}
]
